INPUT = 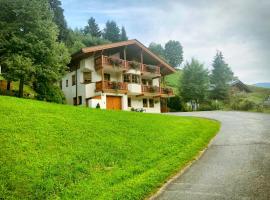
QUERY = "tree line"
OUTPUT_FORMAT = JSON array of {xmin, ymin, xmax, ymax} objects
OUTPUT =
[{"xmin": 168, "ymin": 51, "xmax": 235, "ymax": 111}]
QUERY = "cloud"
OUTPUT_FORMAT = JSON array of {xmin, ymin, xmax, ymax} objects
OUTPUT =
[{"xmin": 61, "ymin": 0, "xmax": 270, "ymax": 84}]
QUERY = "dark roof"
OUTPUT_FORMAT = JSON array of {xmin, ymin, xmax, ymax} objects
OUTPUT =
[{"xmin": 230, "ymin": 80, "xmax": 251, "ymax": 92}]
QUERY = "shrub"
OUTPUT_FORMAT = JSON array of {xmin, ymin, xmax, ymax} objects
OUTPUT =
[
  {"xmin": 238, "ymin": 99, "xmax": 255, "ymax": 111},
  {"xmin": 36, "ymin": 83, "xmax": 66, "ymax": 104},
  {"xmin": 167, "ymin": 95, "xmax": 182, "ymax": 112}
]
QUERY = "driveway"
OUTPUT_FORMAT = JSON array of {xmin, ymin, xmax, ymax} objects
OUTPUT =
[{"xmin": 153, "ymin": 111, "xmax": 270, "ymax": 200}]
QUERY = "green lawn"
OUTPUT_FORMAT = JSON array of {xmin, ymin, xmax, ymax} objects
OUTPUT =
[{"xmin": 0, "ymin": 96, "xmax": 220, "ymax": 200}]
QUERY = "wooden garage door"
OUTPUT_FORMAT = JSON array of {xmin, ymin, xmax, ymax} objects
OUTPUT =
[{"xmin": 106, "ymin": 96, "xmax": 122, "ymax": 110}]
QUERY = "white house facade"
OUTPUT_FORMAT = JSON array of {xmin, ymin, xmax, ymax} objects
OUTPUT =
[{"xmin": 61, "ymin": 40, "xmax": 175, "ymax": 113}]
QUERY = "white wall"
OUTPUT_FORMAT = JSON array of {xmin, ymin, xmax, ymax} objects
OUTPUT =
[{"xmin": 128, "ymin": 97, "xmax": 161, "ymax": 113}]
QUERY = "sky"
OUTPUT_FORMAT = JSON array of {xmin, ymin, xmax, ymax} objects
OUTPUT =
[{"xmin": 61, "ymin": 0, "xmax": 270, "ymax": 84}]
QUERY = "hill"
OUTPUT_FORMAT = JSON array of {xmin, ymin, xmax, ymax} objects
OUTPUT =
[
  {"xmin": 165, "ymin": 69, "xmax": 182, "ymax": 94},
  {"xmin": 254, "ymin": 82, "xmax": 270, "ymax": 88},
  {"xmin": 0, "ymin": 96, "xmax": 219, "ymax": 199}
]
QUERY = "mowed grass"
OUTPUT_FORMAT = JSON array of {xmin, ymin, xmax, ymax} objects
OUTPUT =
[{"xmin": 0, "ymin": 96, "xmax": 220, "ymax": 199}]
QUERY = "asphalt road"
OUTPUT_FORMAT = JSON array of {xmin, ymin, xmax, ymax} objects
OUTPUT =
[{"xmin": 153, "ymin": 111, "xmax": 270, "ymax": 200}]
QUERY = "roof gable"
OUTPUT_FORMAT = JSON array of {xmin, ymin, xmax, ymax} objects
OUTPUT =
[{"xmin": 72, "ymin": 39, "xmax": 176, "ymax": 75}]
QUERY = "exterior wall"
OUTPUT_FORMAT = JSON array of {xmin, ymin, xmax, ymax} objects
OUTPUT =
[
  {"xmin": 128, "ymin": 97, "xmax": 161, "ymax": 113},
  {"xmin": 87, "ymin": 93, "xmax": 128, "ymax": 110},
  {"xmin": 62, "ymin": 55, "xmax": 165, "ymax": 113}
]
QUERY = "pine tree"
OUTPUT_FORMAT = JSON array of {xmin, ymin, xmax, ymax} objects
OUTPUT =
[
  {"xmin": 181, "ymin": 58, "xmax": 209, "ymax": 105},
  {"xmin": 103, "ymin": 21, "xmax": 120, "ymax": 42},
  {"xmin": 49, "ymin": 0, "xmax": 69, "ymax": 42},
  {"xmin": 84, "ymin": 17, "xmax": 101, "ymax": 37},
  {"xmin": 120, "ymin": 26, "xmax": 128, "ymax": 41},
  {"xmin": 210, "ymin": 51, "xmax": 234, "ymax": 100}
]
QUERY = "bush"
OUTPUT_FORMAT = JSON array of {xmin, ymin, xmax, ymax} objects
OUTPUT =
[
  {"xmin": 198, "ymin": 100, "xmax": 224, "ymax": 111},
  {"xmin": 36, "ymin": 83, "xmax": 66, "ymax": 104},
  {"xmin": 238, "ymin": 99, "xmax": 255, "ymax": 111},
  {"xmin": 167, "ymin": 95, "xmax": 183, "ymax": 112}
]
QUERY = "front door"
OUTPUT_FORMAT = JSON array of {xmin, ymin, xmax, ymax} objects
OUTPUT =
[{"xmin": 106, "ymin": 96, "xmax": 122, "ymax": 110}]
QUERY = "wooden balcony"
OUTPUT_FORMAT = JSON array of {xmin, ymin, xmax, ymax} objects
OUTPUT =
[
  {"xmin": 95, "ymin": 55, "xmax": 160, "ymax": 75},
  {"xmin": 141, "ymin": 85, "xmax": 174, "ymax": 97},
  {"xmin": 95, "ymin": 55, "xmax": 127, "ymax": 71},
  {"xmin": 141, "ymin": 64, "xmax": 160, "ymax": 75},
  {"xmin": 96, "ymin": 80, "xmax": 128, "ymax": 94},
  {"xmin": 160, "ymin": 87, "xmax": 174, "ymax": 96}
]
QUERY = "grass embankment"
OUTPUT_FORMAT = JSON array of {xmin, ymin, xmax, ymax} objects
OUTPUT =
[
  {"xmin": 0, "ymin": 96, "xmax": 220, "ymax": 199},
  {"xmin": 165, "ymin": 70, "xmax": 182, "ymax": 95}
]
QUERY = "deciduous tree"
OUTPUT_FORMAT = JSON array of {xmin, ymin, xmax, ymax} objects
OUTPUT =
[
  {"xmin": 0, "ymin": 0, "xmax": 70, "ymax": 99},
  {"xmin": 164, "ymin": 40, "xmax": 183, "ymax": 68},
  {"xmin": 148, "ymin": 43, "xmax": 165, "ymax": 59}
]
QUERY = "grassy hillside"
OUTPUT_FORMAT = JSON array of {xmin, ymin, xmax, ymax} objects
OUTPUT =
[
  {"xmin": 0, "ymin": 96, "xmax": 220, "ymax": 199},
  {"xmin": 247, "ymin": 85, "xmax": 270, "ymax": 103},
  {"xmin": 165, "ymin": 69, "xmax": 182, "ymax": 94}
]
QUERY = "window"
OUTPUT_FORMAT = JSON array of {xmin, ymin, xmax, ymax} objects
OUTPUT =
[
  {"xmin": 104, "ymin": 73, "xmax": 110, "ymax": 81},
  {"xmin": 78, "ymin": 96, "xmax": 82, "ymax": 105},
  {"xmin": 72, "ymin": 75, "xmax": 76, "ymax": 86},
  {"xmin": 131, "ymin": 74, "xmax": 140, "ymax": 83},
  {"xmin": 66, "ymin": 79, "xmax": 68, "ymax": 87},
  {"xmin": 142, "ymin": 79, "xmax": 147, "ymax": 85},
  {"xmin": 73, "ymin": 97, "xmax": 77, "ymax": 105},
  {"xmin": 123, "ymin": 74, "xmax": 130, "ymax": 83},
  {"xmin": 128, "ymin": 97, "xmax": 131, "ymax": 107},
  {"xmin": 143, "ymin": 98, "xmax": 148, "ymax": 107},
  {"xmin": 149, "ymin": 99, "xmax": 154, "ymax": 108},
  {"xmin": 83, "ymin": 72, "xmax": 92, "ymax": 83}
]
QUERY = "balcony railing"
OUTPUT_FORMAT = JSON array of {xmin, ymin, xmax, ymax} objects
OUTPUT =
[
  {"xmin": 95, "ymin": 55, "xmax": 160, "ymax": 74},
  {"xmin": 141, "ymin": 64, "xmax": 160, "ymax": 74},
  {"xmin": 141, "ymin": 85, "xmax": 174, "ymax": 96},
  {"xmin": 96, "ymin": 80, "xmax": 128, "ymax": 92},
  {"xmin": 142, "ymin": 85, "xmax": 160, "ymax": 93},
  {"xmin": 160, "ymin": 87, "xmax": 174, "ymax": 95}
]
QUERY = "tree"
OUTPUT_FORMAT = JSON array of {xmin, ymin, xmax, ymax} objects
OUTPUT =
[
  {"xmin": 120, "ymin": 26, "xmax": 128, "ymax": 41},
  {"xmin": 49, "ymin": 0, "xmax": 69, "ymax": 42},
  {"xmin": 164, "ymin": 40, "xmax": 183, "ymax": 68},
  {"xmin": 210, "ymin": 51, "xmax": 234, "ymax": 100},
  {"xmin": 66, "ymin": 29, "xmax": 110, "ymax": 54},
  {"xmin": 83, "ymin": 17, "xmax": 101, "ymax": 37},
  {"xmin": 3, "ymin": 55, "xmax": 34, "ymax": 97},
  {"xmin": 180, "ymin": 58, "xmax": 209, "ymax": 106},
  {"xmin": 148, "ymin": 43, "xmax": 165, "ymax": 59},
  {"xmin": 0, "ymin": 0, "xmax": 70, "ymax": 100},
  {"xmin": 103, "ymin": 20, "xmax": 120, "ymax": 42}
]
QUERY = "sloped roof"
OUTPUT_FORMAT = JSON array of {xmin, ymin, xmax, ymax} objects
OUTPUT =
[{"xmin": 72, "ymin": 39, "xmax": 176, "ymax": 75}]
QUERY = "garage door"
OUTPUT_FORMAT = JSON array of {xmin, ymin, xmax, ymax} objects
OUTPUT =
[{"xmin": 106, "ymin": 96, "xmax": 122, "ymax": 110}]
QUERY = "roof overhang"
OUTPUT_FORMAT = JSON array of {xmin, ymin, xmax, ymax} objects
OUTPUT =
[{"xmin": 71, "ymin": 39, "xmax": 176, "ymax": 75}]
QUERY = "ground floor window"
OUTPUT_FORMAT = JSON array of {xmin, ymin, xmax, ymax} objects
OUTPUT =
[
  {"xmin": 78, "ymin": 96, "xmax": 82, "ymax": 105},
  {"xmin": 73, "ymin": 97, "xmax": 77, "ymax": 105},
  {"xmin": 149, "ymin": 99, "xmax": 154, "ymax": 108},
  {"xmin": 128, "ymin": 97, "xmax": 131, "ymax": 107},
  {"xmin": 143, "ymin": 98, "xmax": 148, "ymax": 107}
]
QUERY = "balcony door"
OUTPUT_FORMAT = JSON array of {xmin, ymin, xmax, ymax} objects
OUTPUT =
[{"xmin": 106, "ymin": 96, "xmax": 122, "ymax": 110}]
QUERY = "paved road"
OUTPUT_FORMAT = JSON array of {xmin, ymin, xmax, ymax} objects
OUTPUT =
[{"xmin": 154, "ymin": 111, "xmax": 270, "ymax": 200}]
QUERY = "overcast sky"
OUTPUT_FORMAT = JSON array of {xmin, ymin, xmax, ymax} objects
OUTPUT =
[{"xmin": 62, "ymin": 0, "xmax": 270, "ymax": 84}]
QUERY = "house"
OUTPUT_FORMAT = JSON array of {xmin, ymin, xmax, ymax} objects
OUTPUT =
[
  {"xmin": 230, "ymin": 80, "xmax": 251, "ymax": 93},
  {"xmin": 61, "ymin": 39, "xmax": 176, "ymax": 113}
]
